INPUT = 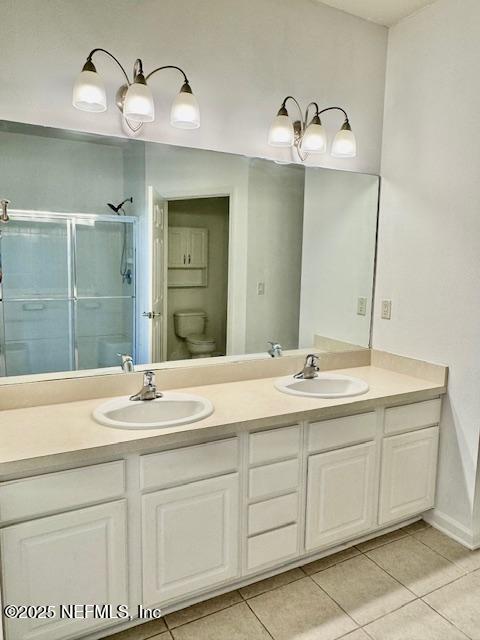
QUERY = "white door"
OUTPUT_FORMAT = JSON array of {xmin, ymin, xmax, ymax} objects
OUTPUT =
[
  {"xmin": 168, "ymin": 227, "xmax": 187, "ymax": 268},
  {"xmin": 142, "ymin": 473, "xmax": 239, "ymax": 606},
  {"xmin": 188, "ymin": 228, "xmax": 208, "ymax": 267},
  {"xmin": 379, "ymin": 426, "xmax": 439, "ymax": 525},
  {"xmin": 306, "ymin": 442, "xmax": 377, "ymax": 551},
  {"xmin": 148, "ymin": 187, "xmax": 168, "ymax": 363},
  {"xmin": 1, "ymin": 501, "xmax": 128, "ymax": 640}
]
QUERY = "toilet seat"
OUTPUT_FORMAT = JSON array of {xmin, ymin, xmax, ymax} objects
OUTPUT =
[{"xmin": 186, "ymin": 333, "xmax": 216, "ymax": 346}]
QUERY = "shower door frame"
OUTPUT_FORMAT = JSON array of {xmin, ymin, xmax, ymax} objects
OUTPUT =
[{"xmin": 0, "ymin": 209, "xmax": 137, "ymax": 376}]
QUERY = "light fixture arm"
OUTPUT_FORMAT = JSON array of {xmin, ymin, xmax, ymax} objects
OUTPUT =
[
  {"xmin": 85, "ymin": 48, "xmax": 131, "ymax": 85},
  {"xmin": 145, "ymin": 65, "xmax": 189, "ymax": 85},
  {"xmin": 318, "ymin": 105, "xmax": 349, "ymax": 124}
]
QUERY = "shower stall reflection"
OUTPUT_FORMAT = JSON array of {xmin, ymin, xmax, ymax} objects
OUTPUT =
[{"xmin": 0, "ymin": 212, "xmax": 135, "ymax": 376}]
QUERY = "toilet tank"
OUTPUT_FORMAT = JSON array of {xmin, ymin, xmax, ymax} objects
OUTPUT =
[{"xmin": 174, "ymin": 310, "xmax": 207, "ymax": 337}]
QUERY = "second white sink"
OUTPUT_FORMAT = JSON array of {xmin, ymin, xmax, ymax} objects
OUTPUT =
[
  {"xmin": 93, "ymin": 392, "xmax": 214, "ymax": 430},
  {"xmin": 275, "ymin": 373, "xmax": 369, "ymax": 398}
]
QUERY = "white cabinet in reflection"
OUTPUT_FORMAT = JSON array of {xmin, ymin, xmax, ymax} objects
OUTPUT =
[{"xmin": 168, "ymin": 227, "xmax": 208, "ymax": 268}]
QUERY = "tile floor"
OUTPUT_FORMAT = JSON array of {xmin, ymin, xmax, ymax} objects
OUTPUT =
[{"xmin": 107, "ymin": 521, "xmax": 480, "ymax": 640}]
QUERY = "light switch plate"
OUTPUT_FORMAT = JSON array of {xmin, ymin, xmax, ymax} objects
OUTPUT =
[
  {"xmin": 381, "ymin": 299, "xmax": 392, "ymax": 320},
  {"xmin": 357, "ymin": 297, "xmax": 367, "ymax": 316}
]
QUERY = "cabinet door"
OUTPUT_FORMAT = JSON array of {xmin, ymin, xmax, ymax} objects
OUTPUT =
[
  {"xmin": 379, "ymin": 426, "xmax": 439, "ymax": 525},
  {"xmin": 168, "ymin": 227, "xmax": 188, "ymax": 267},
  {"xmin": 306, "ymin": 442, "xmax": 377, "ymax": 551},
  {"xmin": 188, "ymin": 228, "xmax": 208, "ymax": 267},
  {"xmin": 1, "ymin": 501, "xmax": 127, "ymax": 640},
  {"xmin": 142, "ymin": 473, "xmax": 239, "ymax": 606}
]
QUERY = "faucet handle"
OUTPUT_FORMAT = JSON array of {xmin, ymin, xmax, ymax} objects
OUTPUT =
[
  {"xmin": 117, "ymin": 353, "xmax": 134, "ymax": 373},
  {"xmin": 306, "ymin": 353, "xmax": 320, "ymax": 368}
]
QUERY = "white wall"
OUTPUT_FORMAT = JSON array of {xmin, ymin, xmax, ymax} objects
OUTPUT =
[
  {"xmin": 246, "ymin": 159, "xmax": 305, "ymax": 353},
  {"xmin": 374, "ymin": 0, "xmax": 480, "ymax": 545},
  {"xmin": 1, "ymin": 0, "xmax": 387, "ymax": 174},
  {"xmin": 299, "ymin": 168, "xmax": 378, "ymax": 349}
]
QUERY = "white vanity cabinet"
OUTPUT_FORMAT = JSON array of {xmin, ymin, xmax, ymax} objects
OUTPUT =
[
  {"xmin": 140, "ymin": 438, "xmax": 240, "ymax": 606},
  {"xmin": 306, "ymin": 442, "xmax": 377, "ymax": 550},
  {"xmin": 378, "ymin": 399, "xmax": 441, "ymax": 525},
  {"xmin": 0, "ymin": 397, "xmax": 443, "ymax": 640},
  {"xmin": 0, "ymin": 462, "xmax": 128, "ymax": 640},
  {"xmin": 142, "ymin": 473, "xmax": 240, "ymax": 605}
]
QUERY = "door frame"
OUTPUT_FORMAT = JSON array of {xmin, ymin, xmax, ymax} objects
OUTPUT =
[{"xmin": 145, "ymin": 185, "xmax": 246, "ymax": 361}]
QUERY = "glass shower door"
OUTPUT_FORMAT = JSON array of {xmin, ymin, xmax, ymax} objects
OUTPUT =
[
  {"xmin": 75, "ymin": 219, "xmax": 135, "ymax": 370},
  {"xmin": 0, "ymin": 218, "xmax": 74, "ymax": 376}
]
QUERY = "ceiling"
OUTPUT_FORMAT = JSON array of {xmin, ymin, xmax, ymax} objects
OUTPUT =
[{"xmin": 317, "ymin": 0, "xmax": 436, "ymax": 26}]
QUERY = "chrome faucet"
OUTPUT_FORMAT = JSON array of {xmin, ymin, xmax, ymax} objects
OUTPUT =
[
  {"xmin": 268, "ymin": 341, "xmax": 283, "ymax": 358},
  {"xmin": 130, "ymin": 371, "xmax": 163, "ymax": 401},
  {"xmin": 295, "ymin": 354, "xmax": 320, "ymax": 379},
  {"xmin": 118, "ymin": 353, "xmax": 134, "ymax": 373}
]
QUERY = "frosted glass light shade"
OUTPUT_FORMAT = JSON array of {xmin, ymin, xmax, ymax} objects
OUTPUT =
[
  {"xmin": 72, "ymin": 70, "xmax": 107, "ymax": 112},
  {"xmin": 331, "ymin": 127, "xmax": 357, "ymax": 158},
  {"xmin": 268, "ymin": 114, "xmax": 294, "ymax": 147},
  {"xmin": 302, "ymin": 122, "xmax": 327, "ymax": 153},
  {"xmin": 171, "ymin": 89, "xmax": 200, "ymax": 129},
  {"xmin": 123, "ymin": 82, "xmax": 155, "ymax": 122}
]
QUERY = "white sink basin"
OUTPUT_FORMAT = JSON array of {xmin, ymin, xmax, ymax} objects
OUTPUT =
[
  {"xmin": 93, "ymin": 392, "xmax": 214, "ymax": 430},
  {"xmin": 275, "ymin": 373, "xmax": 369, "ymax": 398}
]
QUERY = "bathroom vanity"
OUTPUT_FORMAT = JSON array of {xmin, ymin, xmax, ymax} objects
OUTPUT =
[{"xmin": 0, "ymin": 352, "xmax": 447, "ymax": 640}]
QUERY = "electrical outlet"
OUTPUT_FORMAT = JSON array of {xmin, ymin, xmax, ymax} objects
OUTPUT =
[
  {"xmin": 381, "ymin": 299, "xmax": 392, "ymax": 320},
  {"xmin": 357, "ymin": 297, "xmax": 367, "ymax": 316},
  {"xmin": 257, "ymin": 281, "xmax": 265, "ymax": 296}
]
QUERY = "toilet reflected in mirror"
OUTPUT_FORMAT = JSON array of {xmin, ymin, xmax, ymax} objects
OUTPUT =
[{"xmin": 174, "ymin": 310, "xmax": 217, "ymax": 358}]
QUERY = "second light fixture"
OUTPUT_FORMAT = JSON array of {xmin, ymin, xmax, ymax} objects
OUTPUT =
[{"xmin": 268, "ymin": 96, "xmax": 356, "ymax": 160}]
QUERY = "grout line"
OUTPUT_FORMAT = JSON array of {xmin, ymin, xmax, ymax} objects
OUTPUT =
[
  {"xmin": 410, "ymin": 532, "xmax": 480, "ymax": 574},
  {"xmin": 360, "ymin": 550, "xmax": 419, "ymax": 599},
  {"xmin": 244, "ymin": 600, "xmax": 276, "ymax": 639},
  {"xmin": 164, "ymin": 598, "xmax": 243, "ymax": 631},
  {"xmin": 421, "ymin": 597, "xmax": 473, "ymax": 639},
  {"xmin": 305, "ymin": 574, "xmax": 360, "ymax": 632}
]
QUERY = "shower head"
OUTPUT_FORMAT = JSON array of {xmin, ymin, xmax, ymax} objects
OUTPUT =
[{"xmin": 107, "ymin": 197, "xmax": 133, "ymax": 214}]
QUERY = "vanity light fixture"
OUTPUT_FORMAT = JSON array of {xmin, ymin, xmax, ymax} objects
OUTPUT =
[
  {"xmin": 72, "ymin": 49, "xmax": 200, "ymax": 133},
  {"xmin": 268, "ymin": 97, "xmax": 356, "ymax": 161}
]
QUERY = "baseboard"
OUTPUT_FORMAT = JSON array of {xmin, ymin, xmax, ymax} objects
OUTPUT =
[{"xmin": 423, "ymin": 509, "xmax": 479, "ymax": 550}]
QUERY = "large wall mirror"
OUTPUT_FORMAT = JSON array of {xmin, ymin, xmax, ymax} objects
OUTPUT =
[{"xmin": 0, "ymin": 120, "xmax": 379, "ymax": 379}]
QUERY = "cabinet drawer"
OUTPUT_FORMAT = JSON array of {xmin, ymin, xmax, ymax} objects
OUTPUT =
[
  {"xmin": 141, "ymin": 438, "xmax": 238, "ymax": 490},
  {"xmin": 248, "ymin": 493, "xmax": 298, "ymax": 536},
  {"xmin": 0, "ymin": 461, "xmax": 125, "ymax": 523},
  {"xmin": 247, "ymin": 523, "xmax": 298, "ymax": 570},
  {"xmin": 249, "ymin": 459, "xmax": 299, "ymax": 500},
  {"xmin": 249, "ymin": 425, "xmax": 300, "ymax": 465},
  {"xmin": 384, "ymin": 399, "xmax": 442, "ymax": 435},
  {"xmin": 308, "ymin": 412, "xmax": 376, "ymax": 453}
]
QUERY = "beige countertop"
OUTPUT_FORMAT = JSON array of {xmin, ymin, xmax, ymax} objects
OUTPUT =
[{"xmin": 0, "ymin": 364, "xmax": 446, "ymax": 479}]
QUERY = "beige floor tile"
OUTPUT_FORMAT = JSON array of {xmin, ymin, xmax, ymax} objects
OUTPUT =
[
  {"xmin": 311, "ymin": 555, "xmax": 414, "ymax": 625},
  {"xmin": 413, "ymin": 526, "xmax": 480, "ymax": 572},
  {"xmin": 339, "ymin": 631, "xmax": 370, "ymax": 640},
  {"xmin": 165, "ymin": 591, "xmax": 242, "ymax": 628},
  {"xmin": 240, "ymin": 568, "xmax": 304, "ymax": 599},
  {"xmin": 356, "ymin": 528, "xmax": 409, "ymax": 552},
  {"xmin": 364, "ymin": 599, "xmax": 468, "ymax": 639},
  {"xmin": 170, "ymin": 602, "xmax": 271, "ymax": 640},
  {"xmin": 302, "ymin": 547, "xmax": 360, "ymax": 575},
  {"xmin": 150, "ymin": 633, "xmax": 172, "ymax": 640},
  {"xmin": 110, "ymin": 618, "xmax": 167, "ymax": 639},
  {"xmin": 366, "ymin": 536, "xmax": 464, "ymax": 596},
  {"xmin": 424, "ymin": 571, "xmax": 480, "ymax": 639},
  {"xmin": 248, "ymin": 576, "xmax": 357, "ymax": 640},
  {"xmin": 402, "ymin": 519, "xmax": 430, "ymax": 534}
]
